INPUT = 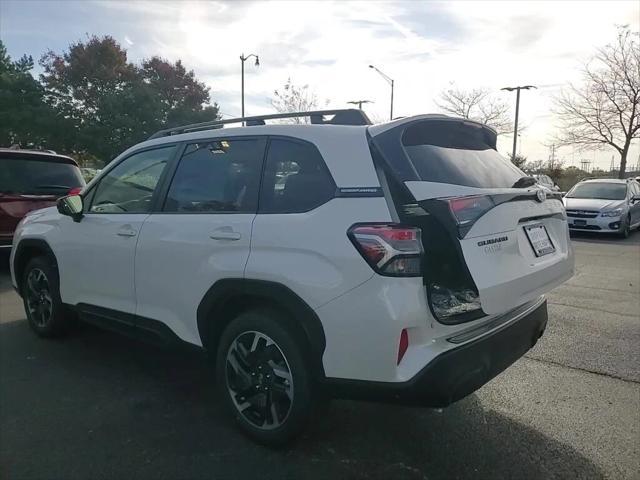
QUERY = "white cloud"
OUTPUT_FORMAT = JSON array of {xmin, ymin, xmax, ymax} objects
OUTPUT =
[{"xmin": 5, "ymin": 0, "xmax": 640, "ymax": 168}]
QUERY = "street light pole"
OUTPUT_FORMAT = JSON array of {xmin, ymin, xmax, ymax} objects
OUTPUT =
[
  {"xmin": 369, "ymin": 65, "xmax": 395, "ymax": 120},
  {"xmin": 390, "ymin": 78, "xmax": 394, "ymax": 120},
  {"xmin": 240, "ymin": 53, "xmax": 259, "ymax": 125},
  {"xmin": 501, "ymin": 85, "xmax": 536, "ymax": 160}
]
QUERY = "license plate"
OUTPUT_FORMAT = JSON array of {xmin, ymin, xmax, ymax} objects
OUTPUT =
[
  {"xmin": 574, "ymin": 219, "xmax": 587, "ymax": 226},
  {"xmin": 524, "ymin": 224, "xmax": 555, "ymax": 257}
]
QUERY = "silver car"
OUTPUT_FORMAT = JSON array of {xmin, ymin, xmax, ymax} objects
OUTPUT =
[
  {"xmin": 534, "ymin": 174, "xmax": 560, "ymax": 192},
  {"xmin": 563, "ymin": 179, "xmax": 640, "ymax": 237}
]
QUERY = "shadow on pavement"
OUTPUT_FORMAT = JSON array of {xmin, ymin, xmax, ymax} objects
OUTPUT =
[{"xmin": 0, "ymin": 318, "xmax": 604, "ymax": 480}]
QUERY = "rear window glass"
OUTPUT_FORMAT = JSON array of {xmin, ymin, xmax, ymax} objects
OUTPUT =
[
  {"xmin": 401, "ymin": 121, "xmax": 523, "ymax": 188},
  {"xmin": 0, "ymin": 158, "xmax": 85, "ymax": 195},
  {"xmin": 566, "ymin": 182, "xmax": 627, "ymax": 200}
]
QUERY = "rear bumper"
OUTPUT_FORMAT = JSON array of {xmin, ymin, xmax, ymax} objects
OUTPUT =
[{"xmin": 327, "ymin": 300, "xmax": 548, "ymax": 407}]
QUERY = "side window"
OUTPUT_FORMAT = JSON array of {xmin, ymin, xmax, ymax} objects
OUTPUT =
[
  {"xmin": 259, "ymin": 139, "xmax": 335, "ymax": 213},
  {"xmin": 89, "ymin": 146, "xmax": 175, "ymax": 213},
  {"xmin": 164, "ymin": 138, "xmax": 265, "ymax": 213}
]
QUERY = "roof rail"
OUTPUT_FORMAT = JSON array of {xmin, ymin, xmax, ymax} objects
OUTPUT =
[{"xmin": 148, "ymin": 109, "xmax": 372, "ymax": 140}]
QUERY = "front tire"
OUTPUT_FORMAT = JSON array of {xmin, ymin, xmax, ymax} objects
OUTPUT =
[
  {"xmin": 619, "ymin": 216, "xmax": 631, "ymax": 238},
  {"xmin": 216, "ymin": 308, "xmax": 316, "ymax": 446},
  {"xmin": 22, "ymin": 256, "xmax": 71, "ymax": 337}
]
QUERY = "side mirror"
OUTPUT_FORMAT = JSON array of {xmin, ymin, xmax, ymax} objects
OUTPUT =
[
  {"xmin": 632, "ymin": 195, "xmax": 640, "ymax": 203},
  {"xmin": 57, "ymin": 194, "xmax": 84, "ymax": 222}
]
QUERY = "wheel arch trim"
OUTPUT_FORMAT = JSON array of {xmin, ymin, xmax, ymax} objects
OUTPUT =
[
  {"xmin": 12, "ymin": 238, "xmax": 58, "ymax": 296},
  {"xmin": 197, "ymin": 278, "xmax": 327, "ymax": 377}
]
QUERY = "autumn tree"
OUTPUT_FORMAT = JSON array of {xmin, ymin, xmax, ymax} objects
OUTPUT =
[
  {"xmin": 554, "ymin": 26, "xmax": 640, "ymax": 178},
  {"xmin": 139, "ymin": 56, "xmax": 218, "ymax": 127},
  {"xmin": 436, "ymin": 85, "xmax": 512, "ymax": 134},
  {"xmin": 270, "ymin": 78, "xmax": 328, "ymax": 123},
  {"xmin": 40, "ymin": 35, "xmax": 218, "ymax": 162}
]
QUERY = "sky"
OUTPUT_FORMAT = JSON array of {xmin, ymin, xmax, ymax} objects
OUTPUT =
[{"xmin": 1, "ymin": 0, "xmax": 639, "ymax": 169}]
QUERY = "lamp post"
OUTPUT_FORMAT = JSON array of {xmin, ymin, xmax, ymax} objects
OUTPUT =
[
  {"xmin": 369, "ymin": 65, "xmax": 394, "ymax": 120},
  {"xmin": 240, "ymin": 53, "xmax": 259, "ymax": 124},
  {"xmin": 347, "ymin": 99, "xmax": 373, "ymax": 110},
  {"xmin": 501, "ymin": 85, "xmax": 536, "ymax": 161}
]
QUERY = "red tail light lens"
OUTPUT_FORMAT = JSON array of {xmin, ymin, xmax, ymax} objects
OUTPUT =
[
  {"xmin": 397, "ymin": 329, "xmax": 409, "ymax": 364},
  {"xmin": 68, "ymin": 187, "xmax": 83, "ymax": 196},
  {"xmin": 348, "ymin": 224, "xmax": 423, "ymax": 277},
  {"xmin": 445, "ymin": 195, "xmax": 494, "ymax": 226}
]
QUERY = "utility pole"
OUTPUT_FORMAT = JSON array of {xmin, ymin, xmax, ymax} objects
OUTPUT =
[
  {"xmin": 347, "ymin": 100, "xmax": 373, "ymax": 110},
  {"xmin": 240, "ymin": 53, "xmax": 259, "ymax": 125},
  {"xmin": 501, "ymin": 85, "xmax": 536, "ymax": 161},
  {"xmin": 549, "ymin": 144, "xmax": 556, "ymax": 165}
]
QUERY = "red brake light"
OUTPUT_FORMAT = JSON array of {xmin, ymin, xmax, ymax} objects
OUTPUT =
[
  {"xmin": 445, "ymin": 195, "xmax": 494, "ymax": 226},
  {"xmin": 68, "ymin": 187, "xmax": 83, "ymax": 196},
  {"xmin": 348, "ymin": 224, "xmax": 423, "ymax": 277},
  {"xmin": 397, "ymin": 329, "xmax": 409, "ymax": 364}
]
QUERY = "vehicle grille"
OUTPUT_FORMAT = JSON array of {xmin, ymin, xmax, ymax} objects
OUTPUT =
[
  {"xmin": 566, "ymin": 210, "xmax": 599, "ymax": 218},
  {"xmin": 569, "ymin": 224, "xmax": 601, "ymax": 230}
]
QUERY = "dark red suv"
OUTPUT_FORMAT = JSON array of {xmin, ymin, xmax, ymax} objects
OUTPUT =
[{"xmin": 0, "ymin": 149, "xmax": 85, "ymax": 250}]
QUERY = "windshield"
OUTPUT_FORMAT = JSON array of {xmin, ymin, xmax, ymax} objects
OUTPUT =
[
  {"xmin": 0, "ymin": 158, "xmax": 85, "ymax": 195},
  {"xmin": 401, "ymin": 121, "xmax": 523, "ymax": 188},
  {"xmin": 566, "ymin": 182, "xmax": 627, "ymax": 200}
]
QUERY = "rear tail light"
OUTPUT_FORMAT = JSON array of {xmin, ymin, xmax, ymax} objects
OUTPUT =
[
  {"xmin": 397, "ymin": 329, "xmax": 409, "ymax": 364},
  {"xmin": 348, "ymin": 224, "xmax": 423, "ymax": 276},
  {"xmin": 445, "ymin": 195, "xmax": 494, "ymax": 226},
  {"xmin": 68, "ymin": 187, "xmax": 83, "ymax": 196}
]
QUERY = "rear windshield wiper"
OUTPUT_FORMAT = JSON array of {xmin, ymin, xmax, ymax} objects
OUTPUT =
[
  {"xmin": 511, "ymin": 176, "xmax": 537, "ymax": 188},
  {"xmin": 34, "ymin": 185, "xmax": 72, "ymax": 191}
]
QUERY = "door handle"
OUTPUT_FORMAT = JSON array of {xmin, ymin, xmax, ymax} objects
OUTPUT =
[
  {"xmin": 210, "ymin": 227, "xmax": 241, "ymax": 241},
  {"xmin": 116, "ymin": 225, "xmax": 137, "ymax": 237}
]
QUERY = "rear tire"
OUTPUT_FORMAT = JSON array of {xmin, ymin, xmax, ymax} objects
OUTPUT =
[
  {"xmin": 21, "ymin": 256, "xmax": 72, "ymax": 337},
  {"xmin": 216, "ymin": 308, "xmax": 317, "ymax": 446}
]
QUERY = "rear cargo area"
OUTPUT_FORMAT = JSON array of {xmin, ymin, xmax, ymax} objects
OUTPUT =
[{"xmin": 399, "ymin": 203, "xmax": 484, "ymax": 324}]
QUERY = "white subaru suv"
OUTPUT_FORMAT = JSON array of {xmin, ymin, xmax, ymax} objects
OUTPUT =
[{"xmin": 10, "ymin": 110, "xmax": 574, "ymax": 445}]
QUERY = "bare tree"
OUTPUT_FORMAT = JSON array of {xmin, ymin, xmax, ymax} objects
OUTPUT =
[
  {"xmin": 270, "ymin": 78, "xmax": 328, "ymax": 124},
  {"xmin": 436, "ymin": 85, "xmax": 512, "ymax": 134},
  {"xmin": 554, "ymin": 26, "xmax": 640, "ymax": 178}
]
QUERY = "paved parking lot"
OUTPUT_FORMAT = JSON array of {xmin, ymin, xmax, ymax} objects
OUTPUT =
[{"xmin": 1, "ymin": 232, "xmax": 639, "ymax": 480}]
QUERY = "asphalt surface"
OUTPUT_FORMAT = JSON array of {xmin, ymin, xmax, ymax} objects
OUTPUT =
[{"xmin": 0, "ymin": 231, "xmax": 639, "ymax": 480}]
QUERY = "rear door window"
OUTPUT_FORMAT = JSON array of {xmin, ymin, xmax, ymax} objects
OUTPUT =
[
  {"xmin": 0, "ymin": 158, "xmax": 84, "ymax": 195},
  {"xmin": 259, "ymin": 138, "xmax": 335, "ymax": 213},
  {"xmin": 401, "ymin": 121, "xmax": 523, "ymax": 188}
]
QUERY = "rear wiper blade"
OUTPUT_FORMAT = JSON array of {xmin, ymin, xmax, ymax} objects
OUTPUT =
[
  {"xmin": 511, "ymin": 176, "xmax": 537, "ymax": 188},
  {"xmin": 34, "ymin": 185, "xmax": 72, "ymax": 190}
]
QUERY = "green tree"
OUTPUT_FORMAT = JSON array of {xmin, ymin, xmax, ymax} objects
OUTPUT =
[
  {"xmin": 508, "ymin": 153, "xmax": 528, "ymax": 169},
  {"xmin": 0, "ymin": 40, "xmax": 63, "ymax": 148}
]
